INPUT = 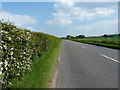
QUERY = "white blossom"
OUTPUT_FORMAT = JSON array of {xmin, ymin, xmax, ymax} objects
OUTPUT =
[
  {"xmin": 0, "ymin": 71, "xmax": 2, "ymax": 75},
  {"xmin": 0, "ymin": 62, "xmax": 3, "ymax": 65},
  {"xmin": 4, "ymin": 31, "xmax": 8, "ymax": 34},
  {"xmin": 1, "ymin": 67, "xmax": 3, "ymax": 71},
  {"xmin": 1, "ymin": 41, "xmax": 4, "ymax": 43},
  {"xmin": 10, "ymin": 51, "xmax": 13, "ymax": 55},
  {"xmin": 0, "ymin": 46, "xmax": 2, "ymax": 49},
  {"xmin": 8, "ymin": 37, "xmax": 12, "ymax": 41},
  {"xmin": 10, "ymin": 48, "xmax": 14, "ymax": 50},
  {"xmin": 3, "ymin": 44, "xmax": 7, "ymax": 49}
]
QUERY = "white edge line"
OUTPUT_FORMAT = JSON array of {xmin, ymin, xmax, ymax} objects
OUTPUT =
[
  {"xmin": 81, "ymin": 46, "xmax": 86, "ymax": 49},
  {"xmin": 51, "ymin": 45, "xmax": 62, "ymax": 88},
  {"xmin": 51, "ymin": 67, "xmax": 59, "ymax": 88},
  {"xmin": 100, "ymin": 54, "xmax": 120, "ymax": 64}
]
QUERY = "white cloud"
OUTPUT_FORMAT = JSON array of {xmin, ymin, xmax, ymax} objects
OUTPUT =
[
  {"xmin": 2, "ymin": 0, "xmax": 119, "ymax": 2},
  {"xmin": 27, "ymin": 27, "xmax": 37, "ymax": 32},
  {"xmin": 95, "ymin": 8, "xmax": 115, "ymax": 16},
  {"xmin": 73, "ymin": 19, "xmax": 118, "ymax": 31},
  {"xmin": 45, "ymin": 11, "xmax": 72, "ymax": 26},
  {"xmin": 72, "ymin": 7, "xmax": 116, "ymax": 20},
  {"xmin": 45, "ymin": 1, "xmax": 116, "ymax": 26},
  {"xmin": 27, "ymin": 26, "xmax": 43, "ymax": 32},
  {"xmin": 27, "ymin": 27, "xmax": 35, "ymax": 31},
  {"xmin": 0, "ymin": 11, "xmax": 36, "ymax": 26},
  {"xmin": 45, "ymin": 0, "xmax": 74, "ymax": 26},
  {"xmin": 58, "ymin": 0, "xmax": 74, "ymax": 7},
  {"xmin": 72, "ymin": 19, "xmax": 118, "ymax": 36},
  {"xmin": 74, "ymin": 0, "xmax": 119, "ymax": 2}
]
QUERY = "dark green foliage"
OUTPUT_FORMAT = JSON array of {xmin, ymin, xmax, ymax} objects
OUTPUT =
[
  {"xmin": 66, "ymin": 35, "xmax": 73, "ymax": 39},
  {"xmin": 65, "ymin": 35, "xmax": 85, "ymax": 39},
  {"xmin": 103, "ymin": 34, "xmax": 108, "ymax": 38},
  {"xmin": 75, "ymin": 35, "xmax": 85, "ymax": 39}
]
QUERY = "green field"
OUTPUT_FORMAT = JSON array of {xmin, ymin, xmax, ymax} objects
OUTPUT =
[{"xmin": 70, "ymin": 36, "xmax": 120, "ymax": 49}]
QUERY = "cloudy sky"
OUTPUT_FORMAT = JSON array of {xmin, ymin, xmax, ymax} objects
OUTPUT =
[{"xmin": 0, "ymin": 0, "xmax": 119, "ymax": 37}]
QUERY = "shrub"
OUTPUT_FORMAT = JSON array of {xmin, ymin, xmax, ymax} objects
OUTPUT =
[{"xmin": 0, "ymin": 21, "xmax": 60, "ymax": 88}]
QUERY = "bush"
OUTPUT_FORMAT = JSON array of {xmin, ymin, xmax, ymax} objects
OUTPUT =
[{"xmin": 0, "ymin": 21, "xmax": 60, "ymax": 88}]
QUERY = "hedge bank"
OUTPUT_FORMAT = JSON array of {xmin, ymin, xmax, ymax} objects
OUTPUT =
[{"xmin": 0, "ymin": 21, "xmax": 61, "ymax": 88}]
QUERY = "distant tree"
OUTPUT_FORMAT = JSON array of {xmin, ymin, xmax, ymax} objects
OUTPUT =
[
  {"xmin": 71, "ymin": 36, "xmax": 75, "ymax": 39},
  {"xmin": 118, "ymin": 34, "xmax": 120, "ymax": 37},
  {"xmin": 103, "ymin": 34, "xmax": 108, "ymax": 38},
  {"xmin": 66, "ymin": 35, "xmax": 73, "ymax": 39},
  {"xmin": 61, "ymin": 37, "xmax": 66, "ymax": 39},
  {"xmin": 109, "ymin": 34, "xmax": 115, "ymax": 37},
  {"xmin": 75, "ymin": 35, "xmax": 85, "ymax": 39}
]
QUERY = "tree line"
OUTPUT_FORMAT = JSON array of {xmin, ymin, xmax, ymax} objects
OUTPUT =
[{"xmin": 61, "ymin": 34, "xmax": 120, "ymax": 39}]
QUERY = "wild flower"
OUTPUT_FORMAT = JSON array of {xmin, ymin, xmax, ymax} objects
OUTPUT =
[
  {"xmin": 0, "ymin": 71, "xmax": 2, "ymax": 75},
  {"xmin": 1, "ymin": 41, "xmax": 4, "ymax": 44},
  {"xmin": 10, "ymin": 48, "xmax": 14, "ymax": 50},
  {"xmin": 1, "ymin": 21, "xmax": 60, "ymax": 88},
  {"xmin": 0, "ymin": 62, "xmax": 3, "ymax": 65},
  {"xmin": 3, "ymin": 44, "xmax": 7, "ymax": 50},
  {"xmin": 0, "ymin": 46, "xmax": 2, "ymax": 49},
  {"xmin": 10, "ymin": 51, "xmax": 13, "ymax": 55}
]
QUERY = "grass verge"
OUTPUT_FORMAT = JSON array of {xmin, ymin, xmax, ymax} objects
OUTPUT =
[
  {"xmin": 10, "ymin": 40, "xmax": 62, "ymax": 88},
  {"xmin": 70, "ymin": 39, "xmax": 120, "ymax": 50}
]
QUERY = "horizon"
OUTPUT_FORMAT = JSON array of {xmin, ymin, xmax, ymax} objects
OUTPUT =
[{"xmin": 0, "ymin": 1, "xmax": 118, "ymax": 37}]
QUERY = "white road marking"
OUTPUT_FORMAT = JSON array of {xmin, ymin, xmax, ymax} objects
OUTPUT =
[
  {"xmin": 100, "ymin": 54, "xmax": 120, "ymax": 64},
  {"xmin": 59, "ymin": 57, "xmax": 61, "ymax": 62},
  {"xmin": 52, "ymin": 68, "xmax": 58, "ymax": 88},
  {"xmin": 51, "ymin": 49, "xmax": 61, "ymax": 88},
  {"xmin": 81, "ymin": 46, "xmax": 86, "ymax": 49}
]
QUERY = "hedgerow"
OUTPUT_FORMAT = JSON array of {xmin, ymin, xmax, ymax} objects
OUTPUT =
[
  {"xmin": 70, "ymin": 38, "xmax": 120, "ymax": 49},
  {"xmin": 0, "ymin": 21, "xmax": 61, "ymax": 88}
]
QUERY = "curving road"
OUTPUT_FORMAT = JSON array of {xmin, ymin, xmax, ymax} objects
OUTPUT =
[{"xmin": 56, "ymin": 40, "xmax": 119, "ymax": 88}]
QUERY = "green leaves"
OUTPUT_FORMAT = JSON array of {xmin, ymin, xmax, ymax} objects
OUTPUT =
[
  {"xmin": 0, "ymin": 21, "xmax": 60, "ymax": 88},
  {"xmin": 0, "ymin": 22, "xmax": 33, "ymax": 88}
]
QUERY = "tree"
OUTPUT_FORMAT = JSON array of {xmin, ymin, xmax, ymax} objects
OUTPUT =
[
  {"xmin": 75, "ymin": 35, "xmax": 85, "ymax": 39},
  {"xmin": 66, "ymin": 35, "xmax": 72, "ymax": 39},
  {"xmin": 103, "ymin": 34, "xmax": 108, "ymax": 38},
  {"xmin": 66, "ymin": 35, "xmax": 75, "ymax": 39}
]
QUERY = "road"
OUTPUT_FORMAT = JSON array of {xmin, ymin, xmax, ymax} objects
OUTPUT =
[{"xmin": 56, "ymin": 40, "xmax": 119, "ymax": 88}]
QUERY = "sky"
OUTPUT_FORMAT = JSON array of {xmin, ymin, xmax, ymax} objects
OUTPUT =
[{"xmin": 0, "ymin": 0, "xmax": 119, "ymax": 37}]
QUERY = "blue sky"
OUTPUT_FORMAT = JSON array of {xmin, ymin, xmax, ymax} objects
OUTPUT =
[{"xmin": 0, "ymin": 1, "xmax": 118, "ymax": 37}]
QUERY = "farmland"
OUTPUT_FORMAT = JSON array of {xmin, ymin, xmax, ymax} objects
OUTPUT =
[{"xmin": 63, "ymin": 34, "xmax": 120, "ymax": 49}]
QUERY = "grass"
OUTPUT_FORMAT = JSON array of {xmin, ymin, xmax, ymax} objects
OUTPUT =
[
  {"xmin": 70, "ymin": 37, "xmax": 120, "ymax": 50},
  {"xmin": 10, "ymin": 40, "xmax": 62, "ymax": 88}
]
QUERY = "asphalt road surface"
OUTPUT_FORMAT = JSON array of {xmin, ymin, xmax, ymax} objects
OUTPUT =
[{"xmin": 56, "ymin": 40, "xmax": 119, "ymax": 88}]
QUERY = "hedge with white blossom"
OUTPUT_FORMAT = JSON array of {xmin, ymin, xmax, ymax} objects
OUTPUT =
[{"xmin": 0, "ymin": 21, "xmax": 60, "ymax": 88}]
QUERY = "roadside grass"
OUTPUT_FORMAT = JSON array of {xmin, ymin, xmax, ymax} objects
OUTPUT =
[
  {"xmin": 70, "ymin": 38, "xmax": 120, "ymax": 50},
  {"xmin": 10, "ymin": 40, "xmax": 62, "ymax": 88}
]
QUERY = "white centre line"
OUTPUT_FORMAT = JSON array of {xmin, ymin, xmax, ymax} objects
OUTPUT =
[
  {"xmin": 100, "ymin": 54, "xmax": 120, "ymax": 64},
  {"xmin": 81, "ymin": 46, "xmax": 86, "ymax": 49}
]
